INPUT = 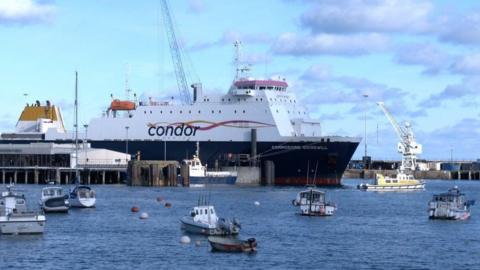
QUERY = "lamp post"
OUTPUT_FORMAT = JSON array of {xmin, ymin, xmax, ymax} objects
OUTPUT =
[
  {"xmin": 83, "ymin": 124, "xmax": 88, "ymax": 165},
  {"xmin": 362, "ymin": 94, "xmax": 369, "ymax": 169},
  {"xmin": 125, "ymin": 126, "xmax": 130, "ymax": 162}
]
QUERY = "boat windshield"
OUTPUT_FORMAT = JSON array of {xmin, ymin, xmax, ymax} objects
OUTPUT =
[{"xmin": 300, "ymin": 191, "xmax": 324, "ymax": 202}]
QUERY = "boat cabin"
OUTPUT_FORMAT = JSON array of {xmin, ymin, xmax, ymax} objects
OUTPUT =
[
  {"xmin": 432, "ymin": 187, "xmax": 465, "ymax": 205},
  {"xmin": 190, "ymin": 205, "xmax": 219, "ymax": 225},
  {"xmin": 297, "ymin": 189, "xmax": 326, "ymax": 205},
  {"xmin": 42, "ymin": 187, "xmax": 66, "ymax": 198},
  {"xmin": 183, "ymin": 155, "xmax": 206, "ymax": 177},
  {"xmin": 0, "ymin": 187, "xmax": 27, "ymax": 215}
]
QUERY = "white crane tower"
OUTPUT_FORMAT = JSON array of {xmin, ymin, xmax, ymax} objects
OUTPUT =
[{"xmin": 377, "ymin": 102, "xmax": 422, "ymax": 173}]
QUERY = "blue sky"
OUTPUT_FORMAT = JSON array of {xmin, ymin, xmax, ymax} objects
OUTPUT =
[{"xmin": 1, "ymin": 0, "xmax": 480, "ymax": 161}]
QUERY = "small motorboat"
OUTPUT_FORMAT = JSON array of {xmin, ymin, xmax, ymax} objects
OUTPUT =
[
  {"xmin": 0, "ymin": 185, "xmax": 46, "ymax": 234},
  {"xmin": 292, "ymin": 187, "xmax": 336, "ymax": 216},
  {"xmin": 428, "ymin": 186, "xmax": 475, "ymax": 220},
  {"xmin": 180, "ymin": 200, "xmax": 241, "ymax": 235},
  {"xmin": 39, "ymin": 186, "xmax": 70, "ymax": 213},
  {"xmin": 69, "ymin": 185, "xmax": 96, "ymax": 208},
  {"xmin": 208, "ymin": 236, "xmax": 257, "ymax": 253},
  {"xmin": 357, "ymin": 172, "xmax": 425, "ymax": 191}
]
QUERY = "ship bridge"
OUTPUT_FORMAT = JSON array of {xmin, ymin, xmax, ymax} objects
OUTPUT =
[{"xmin": 230, "ymin": 79, "xmax": 288, "ymax": 97}]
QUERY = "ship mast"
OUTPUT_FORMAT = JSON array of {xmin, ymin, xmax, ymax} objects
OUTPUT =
[{"xmin": 74, "ymin": 71, "xmax": 79, "ymax": 181}]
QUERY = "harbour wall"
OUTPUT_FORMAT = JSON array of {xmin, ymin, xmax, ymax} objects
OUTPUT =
[{"xmin": 345, "ymin": 169, "xmax": 480, "ymax": 180}]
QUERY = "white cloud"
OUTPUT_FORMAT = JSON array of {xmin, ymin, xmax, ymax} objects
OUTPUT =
[
  {"xmin": 450, "ymin": 53, "xmax": 480, "ymax": 75},
  {"xmin": 301, "ymin": 0, "xmax": 432, "ymax": 34},
  {"xmin": 272, "ymin": 33, "xmax": 390, "ymax": 56},
  {"xmin": 394, "ymin": 43, "xmax": 451, "ymax": 75},
  {"xmin": 0, "ymin": 0, "xmax": 55, "ymax": 24},
  {"xmin": 187, "ymin": 0, "xmax": 206, "ymax": 14},
  {"xmin": 438, "ymin": 10, "xmax": 480, "ymax": 45}
]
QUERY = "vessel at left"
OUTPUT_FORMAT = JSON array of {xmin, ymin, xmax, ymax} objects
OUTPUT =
[{"xmin": 0, "ymin": 184, "xmax": 46, "ymax": 234}]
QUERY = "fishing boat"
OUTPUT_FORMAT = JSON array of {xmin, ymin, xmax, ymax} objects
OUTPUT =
[
  {"xmin": 428, "ymin": 186, "xmax": 475, "ymax": 220},
  {"xmin": 180, "ymin": 198, "xmax": 241, "ymax": 235},
  {"xmin": 292, "ymin": 187, "xmax": 336, "ymax": 216},
  {"xmin": 39, "ymin": 186, "xmax": 70, "ymax": 213},
  {"xmin": 0, "ymin": 185, "xmax": 46, "ymax": 234},
  {"xmin": 182, "ymin": 142, "xmax": 237, "ymax": 187},
  {"xmin": 357, "ymin": 172, "xmax": 425, "ymax": 191},
  {"xmin": 69, "ymin": 185, "xmax": 96, "ymax": 208},
  {"xmin": 208, "ymin": 236, "xmax": 257, "ymax": 253},
  {"xmin": 292, "ymin": 161, "xmax": 336, "ymax": 216}
]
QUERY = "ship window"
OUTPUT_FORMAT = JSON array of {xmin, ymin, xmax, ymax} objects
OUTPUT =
[
  {"xmin": 211, "ymin": 209, "xmax": 214, "ymax": 214},
  {"xmin": 260, "ymin": 98, "xmax": 263, "ymax": 101},
  {"xmin": 189, "ymin": 110, "xmax": 191, "ymax": 114},
  {"xmin": 243, "ymin": 110, "xmax": 245, "ymax": 113},
  {"xmin": 260, "ymin": 86, "xmax": 265, "ymax": 90},
  {"xmin": 228, "ymin": 98, "xmax": 231, "ymax": 102},
  {"xmin": 276, "ymin": 110, "xmax": 279, "ymax": 113},
  {"xmin": 287, "ymin": 110, "xmax": 290, "ymax": 114},
  {"xmin": 222, "ymin": 99, "xmax": 224, "ymax": 102},
  {"xmin": 144, "ymin": 111, "xmax": 146, "ymax": 114},
  {"xmin": 237, "ymin": 98, "xmax": 240, "ymax": 101},
  {"xmin": 160, "ymin": 111, "xmax": 163, "ymax": 114},
  {"xmin": 268, "ymin": 86, "xmax": 273, "ymax": 90},
  {"xmin": 385, "ymin": 180, "xmax": 391, "ymax": 183},
  {"xmin": 150, "ymin": 111, "xmax": 152, "ymax": 114},
  {"xmin": 196, "ymin": 210, "xmax": 199, "ymax": 215}
]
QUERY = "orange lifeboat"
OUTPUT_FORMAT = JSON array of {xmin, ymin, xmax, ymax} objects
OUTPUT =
[{"xmin": 110, "ymin": 99, "xmax": 136, "ymax": 111}]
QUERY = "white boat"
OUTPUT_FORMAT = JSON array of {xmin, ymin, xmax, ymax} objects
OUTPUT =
[
  {"xmin": 428, "ymin": 186, "xmax": 475, "ymax": 220},
  {"xmin": 357, "ymin": 172, "xmax": 425, "ymax": 191},
  {"xmin": 39, "ymin": 186, "xmax": 70, "ymax": 213},
  {"xmin": 69, "ymin": 185, "xmax": 96, "ymax": 208},
  {"xmin": 182, "ymin": 142, "xmax": 237, "ymax": 187},
  {"xmin": 292, "ymin": 187, "xmax": 336, "ymax": 216},
  {"xmin": 0, "ymin": 185, "xmax": 46, "ymax": 234},
  {"xmin": 180, "ymin": 201, "xmax": 241, "ymax": 235}
]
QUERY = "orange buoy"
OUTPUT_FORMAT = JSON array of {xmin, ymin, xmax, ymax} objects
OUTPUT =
[
  {"xmin": 165, "ymin": 202, "xmax": 172, "ymax": 208},
  {"xmin": 131, "ymin": 206, "xmax": 140, "ymax": 213}
]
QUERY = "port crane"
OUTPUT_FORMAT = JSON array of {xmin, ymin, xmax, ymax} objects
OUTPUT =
[
  {"xmin": 160, "ymin": 0, "xmax": 192, "ymax": 104},
  {"xmin": 377, "ymin": 102, "xmax": 422, "ymax": 173}
]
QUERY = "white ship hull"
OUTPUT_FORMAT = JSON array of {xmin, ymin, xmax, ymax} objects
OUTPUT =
[{"xmin": 0, "ymin": 215, "xmax": 46, "ymax": 234}]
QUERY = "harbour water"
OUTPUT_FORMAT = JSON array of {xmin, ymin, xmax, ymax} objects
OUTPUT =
[{"xmin": 0, "ymin": 180, "xmax": 479, "ymax": 269}]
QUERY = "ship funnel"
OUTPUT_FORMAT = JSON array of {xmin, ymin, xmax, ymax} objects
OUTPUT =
[{"xmin": 191, "ymin": 83, "xmax": 202, "ymax": 103}]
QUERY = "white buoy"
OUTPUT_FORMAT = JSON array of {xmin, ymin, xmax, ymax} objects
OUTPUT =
[
  {"xmin": 139, "ymin": 212, "xmax": 149, "ymax": 219},
  {"xmin": 254, "ymin": 201, "xmax": 260, "ymax": 206},
  {"xmin": 195, "ymin": 240, "xmax": 201, "ymax": 247},
  {"xmin": 180, "ymin": 235, "xmax": 191, "ymax": 244}
]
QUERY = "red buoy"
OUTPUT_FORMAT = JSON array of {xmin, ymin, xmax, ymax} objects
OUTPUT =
[
  {"xmin": 165, "ymin": 202, "xmax": 172, "ymax": 208},
  {"xmin": 131, "ymin": 206, "xmax": 140, "ymax": 213}
]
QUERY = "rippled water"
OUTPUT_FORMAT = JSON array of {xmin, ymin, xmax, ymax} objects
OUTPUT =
[{"xmin": 0, "ymin": 180, "xmax": 479, "ymax": 270}]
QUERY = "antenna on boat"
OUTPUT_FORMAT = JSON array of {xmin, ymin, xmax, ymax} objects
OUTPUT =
[
  {"xmin": 306, "ymin": 160, "xmax": 310, "ymax": 186},
  {"xmin": 313, "ymin": 161, "xmax": 319, "ymax": 187},
  {"xmin": 195, "ymin": 141, "xmax": 200, "ymax": 158}
]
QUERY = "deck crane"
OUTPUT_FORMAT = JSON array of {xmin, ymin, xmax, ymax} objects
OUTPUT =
[
  {"xmin": 377, "ymin": 102, "xmax": 422, "ymax": 173},
  {"xmin": 160, "ymin": 0, "xmax": 192, "ymax": 104}
]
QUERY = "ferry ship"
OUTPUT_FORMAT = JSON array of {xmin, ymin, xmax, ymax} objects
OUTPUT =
[
  {"xmin": 0, "ymin": 36, "xmax": 359, "ymax": 186},
  {"xmin": 0, "ymin": 71, "xmax": 359, "ymax": 186}
]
